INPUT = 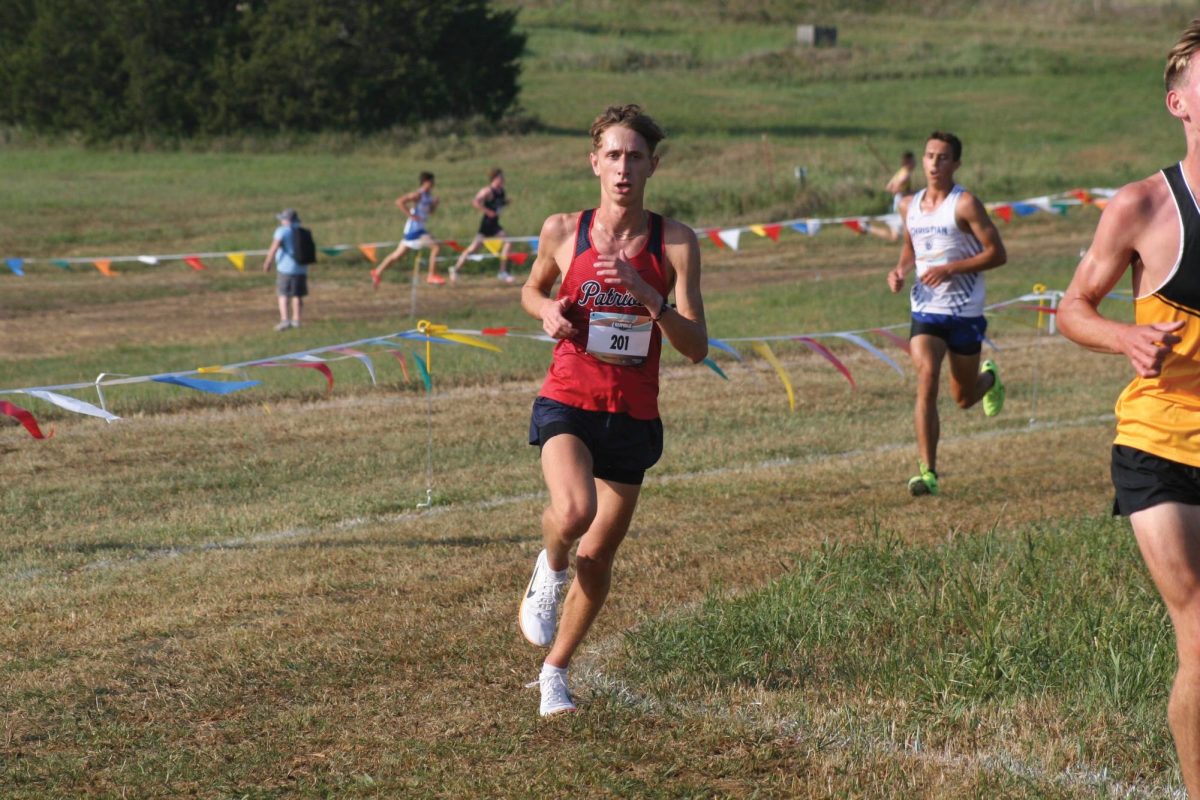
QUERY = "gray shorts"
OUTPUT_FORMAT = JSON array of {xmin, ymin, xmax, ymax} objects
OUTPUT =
[{"xmin": 277, "ymin": 273, "xmax": 308, "ymax": 298}]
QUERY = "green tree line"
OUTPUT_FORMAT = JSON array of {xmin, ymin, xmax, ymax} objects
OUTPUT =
[{"xmin": 0, "ymin": 0, "xmax": 524, "ymax": 138}]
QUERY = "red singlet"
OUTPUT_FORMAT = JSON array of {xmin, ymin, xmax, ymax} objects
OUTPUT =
[{"xmin": 538, "ymin": 209, "xmax": 669, "ymax": 420}]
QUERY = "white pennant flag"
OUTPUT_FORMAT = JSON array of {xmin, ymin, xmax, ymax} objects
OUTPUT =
[
  {"xmin": 717, "ymin": 228, "xmax": 742, "ymax": 251},
  {"xmin": 21, "ymin": 390, "xmax": 120, "ymax": 422},
  {"xmin": 138, "ymin": 255, "xmax": 159, "ymax": 265}
]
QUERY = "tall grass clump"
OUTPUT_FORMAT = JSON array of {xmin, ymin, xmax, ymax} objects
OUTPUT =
[{"xmin": 624, "ymin": 515, "xmax": 1173, "ymax": 722}]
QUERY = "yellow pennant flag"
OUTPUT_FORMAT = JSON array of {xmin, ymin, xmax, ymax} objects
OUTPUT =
[
  {"xmin": 751, "ymin": 341, "xmax": 796, "ymax": 412},
  {"xmin": 227, "ymin": 252, "xmax": 246, "ymax": 272},
  {"xmin": 483, "ymin": 238, "xmax": 503, "ymax": 256},
  {"xmin": 750, "ymin": 224, "xmax": 767, "ymax": 237}
]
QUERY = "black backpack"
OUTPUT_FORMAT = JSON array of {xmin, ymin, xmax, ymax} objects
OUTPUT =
[{"xmin": 290, "ymin": 225, "xmax": 317, "ymax": 265}]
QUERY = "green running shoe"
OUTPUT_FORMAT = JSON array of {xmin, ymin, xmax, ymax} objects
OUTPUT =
[
  {"xmin": 981, "ymin": 359, "xmax": 1004, "ymax": 417},
  {"xmin": 907, "ymin": 462, "xmax": 939, "ymax": 496}
]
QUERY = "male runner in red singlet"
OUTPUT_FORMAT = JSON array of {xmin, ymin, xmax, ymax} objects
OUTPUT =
[
  {"xmin": 517, "ymin": 104, "xmax": 707, "ymax": 717},
  {"xmin": 1059, "ymin": 20, "xmax": 1200, "ymax": 795}
]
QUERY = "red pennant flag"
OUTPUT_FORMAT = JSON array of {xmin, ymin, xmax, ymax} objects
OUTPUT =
[
  {"xmin": 1018, "ymin": 304, "xmax": 1058, "ymax": 314},
  {"xmin": 388, "ymin": 350, "xmax": 411, "ymax": 382},
  {"xmin": 1071, "ymin": 189, "xmax": 1092, "ymax": 204},
  {"xmin": 359, "ymin": 244, "xmax": 378, "ymax": 263},
  {"xmin": 482, "ymin": 327, "xmax": 509, "ymax": 336},
  {"xmin": 93, "ymin": 259, "xmax": 116, "ymax": 277},
  {"xmin": 871, "ymin": 327, "xmax": 911, "ymax": 355},
  {"xmin": 842, "ymin": 220, "xmax": 864, "ymax": 234},
  {"xmin": 508, "ymin": 252, "xmax": 529, "ymax": 266},
  {"xmin": 443, "ymin": 239, "xmax": 463, "ymax": 253},
  {"xmin": 184, "ymin": 256, "xmax": 206, "ymax": 271},
  {"xmin": 795, "ymin": 336, "xmax": 856, "ymax": 387},
  {"xmin": 289, "ymin": 362, "xmax": 333, "ymax": 394},
  {"xmin": 1, "ymin": 400, "xmax": 51, "ymax": 439},
  {"xmin": 706, "ymin": 229, "xmax": 725, "ymax": 248},
  {"xmin": 762, "ymin": 224, "xmax": 782, "ymax": 242},
  {"xmin": 994, "ymin": 205, "xmax": 1013, "ymax": 223}
]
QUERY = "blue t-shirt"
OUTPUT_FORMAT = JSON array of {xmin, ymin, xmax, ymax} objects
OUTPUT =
[{"xmin": 273, "ymin": 225, "xmax": 305, "ymax": 276}]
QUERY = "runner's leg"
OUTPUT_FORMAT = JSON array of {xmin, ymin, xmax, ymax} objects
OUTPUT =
[
  {"xmin": 910, "ymin": 334, "xmax": 946, "ymax": 472},
  {"xmin": 1131, "ymin": 502, "xmax": 1200, "ymax": 797}
]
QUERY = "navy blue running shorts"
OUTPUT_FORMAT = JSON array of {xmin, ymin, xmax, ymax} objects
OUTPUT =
[
  {"xmin": 910, "ymin": 312, "xmax": 987, "ymax": 355},
  {"xmin": 1112, "ymin": 444, "xmax": 1200, "ymax": 516},
  {"xmin": 528, "ymin": 396, "xmax": 663, "ymax": 486}
]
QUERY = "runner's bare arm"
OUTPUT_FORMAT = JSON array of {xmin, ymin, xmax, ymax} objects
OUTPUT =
[
  {"xmin": 395, "ymin": 189, "xmax": 421, "ymax": 218},
  {"xmin": 473, "ymin": 187, "xmax": 494, "ymax": 216},
  {"xmin": 658, "ymin": 220, "xmax": 708, "ymax": 363},
  {"xmin": 887, "ymin": 196, "xmax": 916, "ymax": 292},
  {"xmin": 522, "ymin": 213, "xmax": 578, "ymax": 339},
  {"xmin": 1059, "ymin": 181, "xmax": 1184, "ymax": 377}
]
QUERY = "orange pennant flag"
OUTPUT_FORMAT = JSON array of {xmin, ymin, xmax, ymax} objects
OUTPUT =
[
  {"xmin": 995, "ymin": 205, "xmax": 1013, "ymax": 223},
  {"xmin": 359, "ymin": 244, "xmax": 378, "ymax": 263},
  {"xmin": 93, "ymin": 259, "xmax": 116, "ymax": 277},
  {"xmin": 706, "ymin": 229, "xmax": 725, "ymax": 248},
  {"xmin": 227, "ymin": 252, "xmax": 246, "ymax": 271},
  {"xmin": 1093, "ymin": 198, "xmax": 1109, "ymax": 211},
  {"xmin": 184, "ymin": 256, "xmax": 206, "ymax": 271}
]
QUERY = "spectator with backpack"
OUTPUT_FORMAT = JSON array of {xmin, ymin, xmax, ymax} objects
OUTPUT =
[{"xmin": 263, "ymin": 208, "xmax": 315, "ymax": 331}]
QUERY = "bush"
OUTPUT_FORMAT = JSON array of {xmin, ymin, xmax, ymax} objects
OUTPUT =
[{"xmin": 0, "ymin": 0, "xmax": 525, "ymax": 138}]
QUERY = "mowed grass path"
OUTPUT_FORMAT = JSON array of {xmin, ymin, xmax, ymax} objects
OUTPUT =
[{"xmin": 2, "ymin": 204, "xmax": 1179, "ymax": 796}]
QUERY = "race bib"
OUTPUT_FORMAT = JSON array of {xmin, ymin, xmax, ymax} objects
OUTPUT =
[{"xmin": 586, "ymin": 312, "xmax": 652, "ymax": 366}]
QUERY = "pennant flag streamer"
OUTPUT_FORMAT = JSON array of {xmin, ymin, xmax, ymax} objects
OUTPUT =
[
  {"xmin": 152, "ymin": 376, "xmax": 260, "ymax": 394},
  {"xmin": 184, "ymin": 256, "xmax": 206, "ymax": 271},
  {"xmin": 93, "ymin": 259, "xmax": 116, "ymax": 277},
  {"xmin": 320, "ymin": 246, "xmax": 348, "ymax": 257},
  {"xmin": 482, "ymin": 327, "xmax": 509, "ymax": 336},
  {"xmin": 795, "ymin": 336, "xmax": 856, "ymax": 387},
  {"xmin": 358, "ymin": 245, "xmax": 378, "ymax": 263},
  {"xmin": 227, "ymin": 253, "xmax": 246, "ymax": 272},
  {"xmin": 832, "ymin": 332, "xmax": 904, "ymax": 376},
  {"xmin": 335, "ymin": 348, "xmax": 377, "ymax": 385},
  {"xmin": 842, "ymin": 220, "xmax": 864, "ymax": 234},
  {"xmin": 751, "ymin": 341, "xmax": 796, "ymax": 412},
  {"xmin": 702, "ymin": 357, "xmax": 729, "ymax": 380},
  {"xmin": 389, "ymin": 350, "xmax": 411, "ymax": 382},
  {"xmin": 871, "ymin": 327, "xmax": 911, "ymax": 355},
  {"xmin": 21, "ymin": 390, "xmax": 120, "ymax": 422},
  {"xmin": 708, "ymin": 338, "xmax": 745, "ymax": 361},
  {"xmin": 508, "ymin": 252, "xmax": 529, "ymax": 266},
  {"xmin": 6, "ymin": 258, "xmax": 24, "ymax": 276},
  {"xmin": 483, "ymin": 239, "xmax": 503, "ymax": 256},
  {"xmin": 415, "ymin": 320, "xmax": 504, "ymax": 354},
  {"xmin": 717, "ymin": 229, "xmax": 741, "ymax": 251},
  {"xmin": 138, "ymin": 255, "xmax": 159, "ymax": 265},
  {"xmin": 1, "ymin": 400, "xmax": 51, "ymax": 439},
  {"xmin": 413, "ymin": 352, "xmax": 433, "ymax": 392},
  {"xmin": 751, "ymin": 224, "xmax": 782, "ymax": 241},
  {"xmin": 1012, "ymin": 203, "xmax": 1038, "ymax": 217},
  {"xmin": 705, "ymin": 229, "xmax": 725, "ymax": 248},
  {"xmin": 51, "ymin": 260, "xmax": 72, "ymax": 270},
  {"xmin": 530, "ymin": 237, "xmax": 539, "ymax": 253},
  {"xmin": 994, "ymin": 205, "xmax": 1013, "ymax": 223},
  {"xmin": 442, "ymin": 239, "xmax": 463, "ymax": 253}
]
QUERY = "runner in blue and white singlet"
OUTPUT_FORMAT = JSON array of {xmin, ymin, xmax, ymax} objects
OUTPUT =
[
  {"xmin": 886, "ymin": 132, "xmax": 1007, "ymax": 497},
  {"xmin": 906, "ymin": 183, "xmax": 986, "ymax": 317},
  {"xmin": 403, "ymin": 188, "xmax": 435, "ymax": 241}
]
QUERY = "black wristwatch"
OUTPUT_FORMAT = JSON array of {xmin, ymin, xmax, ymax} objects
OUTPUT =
[{"xmin": 650, "ymin": 296, "xmax": 670, "ymax": 322}]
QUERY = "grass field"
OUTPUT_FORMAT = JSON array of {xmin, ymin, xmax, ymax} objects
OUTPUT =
[{"xmin": 1, "ymin": 3, "xmax": 1195, "ymax": 797}]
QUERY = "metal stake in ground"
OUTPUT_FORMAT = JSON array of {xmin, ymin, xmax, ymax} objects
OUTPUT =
[{"xmin": 410, "ymin": 252, "xmax": 423, "ymax": 320}]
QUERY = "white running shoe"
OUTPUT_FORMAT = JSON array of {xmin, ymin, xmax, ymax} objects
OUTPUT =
[
  {"xmin": 498, "ymin": 270, "xmax": 515, "ymax": 283},
  {"xmin": 519, "ymin": 550, "xmax": 567, "ymax": 647},
  {"xmin": 539, "ymin": 670, "xmax": 576, "ymax": 716}
]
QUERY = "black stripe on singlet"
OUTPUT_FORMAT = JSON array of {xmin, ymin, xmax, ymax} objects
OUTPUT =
[
  {"xmin": 575, "ymin": 209, "xmax": 595, "ymax": 258},
  {"xmin": 1159, "ymin": 163, "xmax": 1200, "ymax": 312},
  {"xmin": 647, "ymin": 212, "xmax": 664, "ymax": 260}
]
